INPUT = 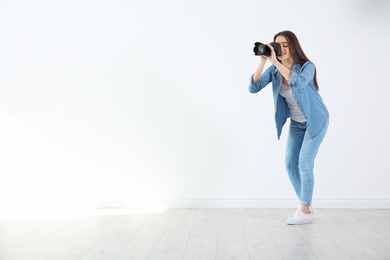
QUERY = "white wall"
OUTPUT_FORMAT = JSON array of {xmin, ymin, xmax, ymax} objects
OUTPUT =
[{"xmin": 1, "ymin": 0, "xmax": 389, "ymax": 211}]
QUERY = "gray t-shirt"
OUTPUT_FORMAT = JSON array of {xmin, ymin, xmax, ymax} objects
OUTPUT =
[{"xmin": 279, "ymin": 84, "xmax": 307, "ymax": 123}]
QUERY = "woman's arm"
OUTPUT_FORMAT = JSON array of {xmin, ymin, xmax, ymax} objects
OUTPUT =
[
  {"xmin": 249, "ymin": 61, "xmax": 273, "ymax": 93},
  {"xmin": 265, "ymin": 44, "xmax": 314, "ymax": 89},
  {"xmin": 288, "ymin": 62, "xmax": 315, "ymax": 89},
  {"xmin": 264, "ymin": 44, "xmax": 292, "ymax": 80},
  {"xmin": 252, "ymin": 57, "xmax": 267, "ymax": 82},
  {"xmin": 273, "ymin": 61, "xmax": 291, "ymax": 81}
]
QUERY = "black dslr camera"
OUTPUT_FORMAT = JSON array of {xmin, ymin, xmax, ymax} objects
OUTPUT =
[{"xmin": 253, "ymin": 42, "xmax": 282, "ymax": 57}]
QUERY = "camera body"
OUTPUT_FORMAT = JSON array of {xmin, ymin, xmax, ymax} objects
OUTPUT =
[{"xmin": 253, "ymin": 42, "xmax": 282, "ymax": 57}]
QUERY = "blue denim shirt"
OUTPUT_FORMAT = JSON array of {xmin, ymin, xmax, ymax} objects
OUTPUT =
[{"xmin": 249, "ymin": 61, "xmax": 329, "ymax": 139}]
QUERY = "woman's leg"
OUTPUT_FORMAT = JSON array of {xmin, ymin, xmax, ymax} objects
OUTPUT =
[
  {"xmin": 286, "ymin": 120, "xmax": 329, "ymax": 225},
  {"xmin": 298, "ymin": 120, "xmax": 329, "ymax": 207},
  {"xmin": 285, "ymin": 120, "xmax": 306, "ymax": 201}
]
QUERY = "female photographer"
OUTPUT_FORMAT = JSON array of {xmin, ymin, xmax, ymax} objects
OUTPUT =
[{"xmin": 249, "ymin": 30, "xmax": 329, "ymax": 225}]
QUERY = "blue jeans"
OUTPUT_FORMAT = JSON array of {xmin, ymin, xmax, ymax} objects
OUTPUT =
[{"xmin": 285, "ymin": 119, "xmax": 329, "ymax": 206}]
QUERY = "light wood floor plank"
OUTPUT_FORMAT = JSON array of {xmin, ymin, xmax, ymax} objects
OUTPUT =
[
  {"xmin": 261, "ymin": 209, "xmax": 318, "ymax": 259},
  {"xmin": 0, "ymin": 208, "xmax": 390, "ymax": 259},
  {"xmin": 325, "ymin": 209, "xmax": 390, "ymax": 259},
  {"xmin": 182, "ymin": 208, "xmax": 218, "ymax": 260},
  {"xmin": 148, "ymin": 209, "xmax": 197, "ymax": 260},
  {"xmin": 9, "ymin": 218, "xmax": 80, "ymax": 259},
  {"xmin": 240, "ymin": 208, "xmax": 283, "ymax": 259},
  {"xmin": 216, "ymin": 209, "xmax": 250, "ymax": 260},
  {"xmin": 75, "ymin": 214, "xmax": 150, "ymax": 260},
  {"xmin": 315, "ymin": 209, "xmax": 386, "ymax": 259},
  {"xmin": 279, "ymin": 209, "xmax": 351, "ymax": 259},
  {"xmin": 114, "ymin": 209, "xmax": 177, "ymax": 260}
]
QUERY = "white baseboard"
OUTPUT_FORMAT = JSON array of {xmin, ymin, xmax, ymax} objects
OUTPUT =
[
  {"xmin": 1, "ymin": 198, "xmax": 389, "ymax": 215},
  {"xmin": 97, "ymin": 198, "xmax": 390, "ymax": 209}
]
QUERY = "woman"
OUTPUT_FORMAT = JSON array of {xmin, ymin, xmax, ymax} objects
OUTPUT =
[{"xmin": 249, "ymin": 30, "xmax": 329, "ymax": 225}]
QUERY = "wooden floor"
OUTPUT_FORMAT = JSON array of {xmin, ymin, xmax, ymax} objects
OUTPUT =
[{"xmin": 0, "ymin": 208, "xmax": 390, "ymax": 259}]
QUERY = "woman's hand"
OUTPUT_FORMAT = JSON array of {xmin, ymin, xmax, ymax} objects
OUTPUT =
[
  {"xmin": 265, "ymin": 44, "xmax": 279, "ymax": 65},
  {"xmin": 267, "ymin": 43, "xmax": 292, "ymax": 81}
]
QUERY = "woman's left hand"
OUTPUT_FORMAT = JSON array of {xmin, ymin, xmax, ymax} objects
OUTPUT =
[{"xmin": 265, "ymin": 43, "xmax": 279, "ymax": 65}]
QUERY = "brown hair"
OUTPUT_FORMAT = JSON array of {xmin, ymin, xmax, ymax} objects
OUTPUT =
[{"xmin": 274, "ymin": 30, "xmax": 319, "ymax": 91}]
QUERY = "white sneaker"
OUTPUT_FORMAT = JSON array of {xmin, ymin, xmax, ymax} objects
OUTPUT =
[
  {"xmin": 286, "ymin": 210, "xmax": 313, "ymax": 225},
  {"xmin": 288, "ymin": 207, "xmax": 314, "ymax": 218},
  {"xmin": 288, "ymin": 208, "xmax": 301, "ymax": 218}
]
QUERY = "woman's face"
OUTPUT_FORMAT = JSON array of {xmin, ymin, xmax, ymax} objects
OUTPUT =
[{"xmin": 275, "ymin": 36, "xmax": 291, "ymax": 61}]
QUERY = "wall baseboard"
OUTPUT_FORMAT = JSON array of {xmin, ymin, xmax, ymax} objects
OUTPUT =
[
  {"xmin": 97, "ymin": 198, "xmax": 390, "ymax": 209},
  {"xmin": 2, "ymin": 198, "xmax": 389, "ymax": 215}
]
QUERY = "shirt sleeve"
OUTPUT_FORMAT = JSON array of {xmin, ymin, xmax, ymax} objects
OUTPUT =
[
  {"xmin": 288, "ymin": 61, "xmax": 315, "ymax": 89},
  {"xmin": 248, "ymin": 65, "xmax": 274, "ymax": 93}
]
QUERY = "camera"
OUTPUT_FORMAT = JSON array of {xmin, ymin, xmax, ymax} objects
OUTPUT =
[{"xmin": 253, "ymin": 42, "xmax": 282, "ymax": 57}]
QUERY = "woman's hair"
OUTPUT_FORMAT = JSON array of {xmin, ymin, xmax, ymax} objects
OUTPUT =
[{"xmin": 274, "ymin": 30, "xmax": 319, "ymax": 91}]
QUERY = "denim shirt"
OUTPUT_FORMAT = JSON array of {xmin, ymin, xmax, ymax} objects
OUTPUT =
[{"xmin": 249, "ymin": 61, "xmax": 329, "ymax": 139}]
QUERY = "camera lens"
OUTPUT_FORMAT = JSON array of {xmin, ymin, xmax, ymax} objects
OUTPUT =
[
  {"xmin": 253, "ymin": 42, "xmax": 282, "ymax": 57},
  {"xmin": 253, "ymin": 42, "xmax": 270, "ymax": 56}
]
